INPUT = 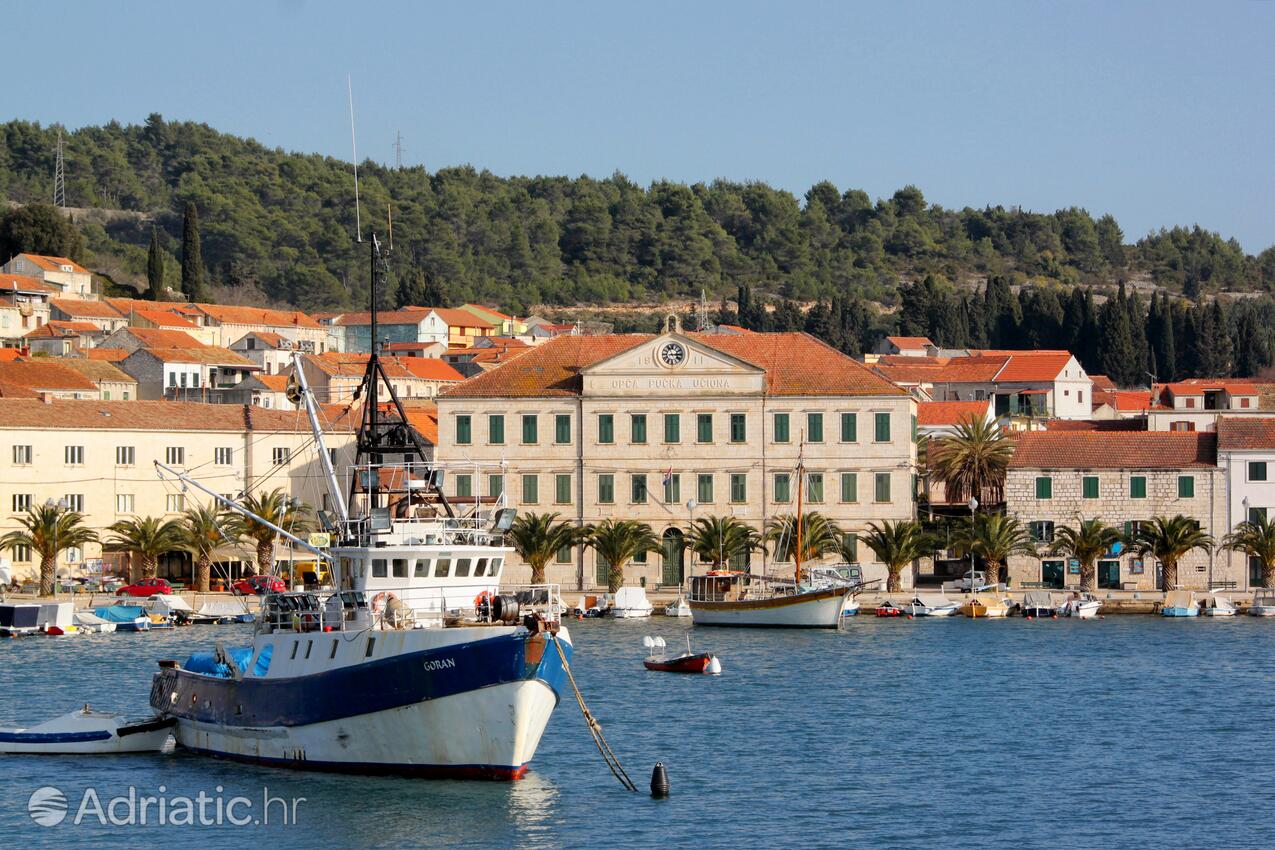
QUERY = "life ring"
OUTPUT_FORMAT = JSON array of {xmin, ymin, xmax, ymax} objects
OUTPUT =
[
  {"xmin": 474, "ymin": 590, "xmax": 493, "ymax": 610},
  {"xmin": 371, "ymin": 591, "xmax": 397, "ymax": 614}
]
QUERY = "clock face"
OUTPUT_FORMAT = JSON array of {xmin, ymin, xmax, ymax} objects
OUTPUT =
[{"xmin": 658, "ymin": 342, "xmax": 687, "ymax": 367}]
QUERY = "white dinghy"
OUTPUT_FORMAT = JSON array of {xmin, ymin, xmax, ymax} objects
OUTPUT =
[
  {"xmin": 0, "ymin": 706, "xmax": 173, "ymax": 754},
  {"xmin": 1201, "ymin": 593, "xmax": 1237, "ymax": 617},
  {"xmin": 73, "ymin": 612, "xmax": 117, "ymax": 634},
  {"xmin": 664, "ymin": 594, "xmax": 691, "ymax": 617},
  {"xmin": 612, "ymin": 586, "xmax": 654, "ymax": 619}
]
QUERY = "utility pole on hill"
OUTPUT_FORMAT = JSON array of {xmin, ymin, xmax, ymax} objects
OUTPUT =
[
  {"xmin": 393, "ymin": 131, "xmax": 406, "ymax": 169},
  {"xmin": 53, "ymin": 129, "xmax": 66, "ymax": 208}
]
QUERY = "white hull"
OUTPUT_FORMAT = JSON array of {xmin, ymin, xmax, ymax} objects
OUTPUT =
[
  {"xmin": 691, "ymin": 591, "xmax": 845, "ymax": 628},
  {"xmin": 1202, "ymin": 609, "xmax": 1236, "ymax": 617},
  {"xmin": 611, "ymin": 607, "xmax": 653, "ymax": 619},
  {"xmin": 0, "ymin": 710, "xmax": 171, "ymax": 754},
  {"xmin": 1249, "ymin": 606, "xmax": 1275, "ymax": 617},
  {"xmin": 174, "ymin": 678, "xmax": 558, "ymax": 776}
]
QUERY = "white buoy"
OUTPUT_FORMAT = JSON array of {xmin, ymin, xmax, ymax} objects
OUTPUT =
[
  {"xmin": 642, "ymin": 636, "xmax": 654, "ymax": 649},
  {"xmin": 706, "ymin": 656, "xmax": 722, "ymax": 675},
  {"xmin": 653, "ymin": 636, "xmax": 666, "ymax": 649}
]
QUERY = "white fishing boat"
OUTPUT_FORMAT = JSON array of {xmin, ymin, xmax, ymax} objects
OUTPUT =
[
  {"xmin": 663, "ymin": 594, "xmax": 691, "ymax": 617},
  {"xmin": 148, "ymin": 239, "xmax": 570, "ymax": 780},
  {"xmin": 146, "ymin": 594, "xmax": 195, "ymax": 625},
  {"xmin": 611, "ymin": 586, "xmax": 654, "ymax": 618},
  {"xmin": 0, "ymin": 706, "xmax": 173, "ymax": 754},
  {"xmin": 72, "ymin": 612, "xmax": 117, "ymax": 634},
  {"xmin": 196, "ymin": 599, "xmax": 256, "ymax": 624},
  {"xmin": 1161, "ymin": 590, "xmax": 1199, "ymax": 618},
  {"xmin": 1201, "ymin": 593, "xmax": 1237, "ymax": 617},
  {"xmin": 1057, "ymin": 592, "xmax": 1101, "ymax": 619},
  {"xmin": 841, "ymin": 597, "xmax": 861, "ymax": 617},
  {"xmin": 1249, "ymin": 590, "xmax": 1275, "ymax": 617},
  {"xmin": 901, "ymin": 594, "xmax": 959, "ymax": 617},
  {"xmin": 37, "ymin": 602, "xmax": 80, "ymax": 635}
]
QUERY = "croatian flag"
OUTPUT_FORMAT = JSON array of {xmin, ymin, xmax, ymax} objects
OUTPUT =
[{"xmin": 662, "ymin": 467, "xmax": 673, "ymax": 487}]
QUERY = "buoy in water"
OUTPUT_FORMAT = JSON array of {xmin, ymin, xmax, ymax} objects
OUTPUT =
[
  {"xmin": 651, "ymin": 762, "xmax": 670, "ymax": 798},
  {"xmin": 707, "ymin": 656, "xmax": 722, "ymax": 675}
]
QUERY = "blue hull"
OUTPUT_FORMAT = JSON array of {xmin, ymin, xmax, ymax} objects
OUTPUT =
[
  {"xmin": 152, "ymin": 630, "xmax": 569, "ymax": 729},
  {"xmin": 1162, "ymin": 607, "xmax": 1199, "ymax": 617}
]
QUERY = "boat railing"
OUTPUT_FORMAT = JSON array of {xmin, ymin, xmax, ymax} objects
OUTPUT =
[{"xmin": 257, "ymin": 583, "xmax": 562, "ymax": 634}]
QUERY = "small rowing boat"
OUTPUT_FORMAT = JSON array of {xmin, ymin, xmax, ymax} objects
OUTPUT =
[
  {"xmin": 0, "ymin": 706, "xmax": 174, "ymax": 754},
  {"xmin": 641, "ymin": 635, "xmax": 721, "ymax": 674}
]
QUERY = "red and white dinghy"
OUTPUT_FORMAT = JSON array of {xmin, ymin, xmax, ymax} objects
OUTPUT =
[{"xmin": 642, "ymin": 636, "xmax": 721, "ymax": 675}]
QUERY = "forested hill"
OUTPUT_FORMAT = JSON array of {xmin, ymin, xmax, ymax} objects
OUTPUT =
[{"xmin": 1, "ymin": 114, "xmax": 1273, "ymax": 317}]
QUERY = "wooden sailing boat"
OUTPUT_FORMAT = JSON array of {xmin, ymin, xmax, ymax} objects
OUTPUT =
[{"xmin": 688, "ymin": 440, "xmax": 854, "ymax": 628}]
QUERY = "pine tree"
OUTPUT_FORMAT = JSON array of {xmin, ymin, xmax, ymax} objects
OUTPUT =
[
  {"xmin": 146, "ymin": 226, "xmax": 164, "ymax": 301},
  {"xmin": 180, "ymin": 202, "xmax": 205, "ymax": 303}
]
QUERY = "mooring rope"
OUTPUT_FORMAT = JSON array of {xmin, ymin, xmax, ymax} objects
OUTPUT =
[{"xmin": 550, "ymin": 635, "xmax": 637, "ymax": 792}]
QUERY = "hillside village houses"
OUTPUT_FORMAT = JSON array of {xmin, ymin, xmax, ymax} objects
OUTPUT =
[
  {"xmin": 0, "ymin": 274, "xmax": 56, "ymax": 344},
  {"xmin": 435, "ymin": 323, "xmax": 919, "ymax": 590},
  {"xmin": 1, "ymin": 254, "xmax": 94, "ymax": 299},
  {"xmin": 0, "ymin": 399, "xmax": 356, "ymax": 584}
]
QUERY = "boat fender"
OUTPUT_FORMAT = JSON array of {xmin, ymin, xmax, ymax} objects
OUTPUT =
[
  {"xmin": 650, "ymin": 762, "xmax": 670, "ymax": 798},
  {"xmin": 371, "ymin": 592, "xmax": 397, "ymax": 615}
]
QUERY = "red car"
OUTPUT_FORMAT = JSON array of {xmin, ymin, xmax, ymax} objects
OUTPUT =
[
  {"xmin": 232, "ymin": 575, "xmax": 286, "ymax": 596},
  {"xmin": 115, "ymin": 577, "xmax": 173, "ymax": 597}
]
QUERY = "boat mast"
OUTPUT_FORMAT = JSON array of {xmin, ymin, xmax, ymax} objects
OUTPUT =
[{"xmin": 794, "ymin": 434, "xmax": 804, "ymax": 585}]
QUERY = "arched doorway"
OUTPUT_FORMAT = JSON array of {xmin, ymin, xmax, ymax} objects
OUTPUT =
[{"xmin": 662, "ymin": 528, "xmax": 685, "ymax": 586}]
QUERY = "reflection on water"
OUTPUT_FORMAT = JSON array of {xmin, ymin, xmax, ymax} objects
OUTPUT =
[{"xmin": 3, "ymin": 615, "xmax": 1275, "ymax": 848}]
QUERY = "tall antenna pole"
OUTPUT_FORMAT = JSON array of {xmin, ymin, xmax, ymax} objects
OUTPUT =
[
  {"xmin": 53, "ymin": 129, "xmax": 66, "ymax": 209},
  {"xmin": 393, "ymin": 130, "xmax": 405, "ymax": 169},
  {"xmin": 347, "ymin": 75, "xmax": 362, "ymax": 241}
]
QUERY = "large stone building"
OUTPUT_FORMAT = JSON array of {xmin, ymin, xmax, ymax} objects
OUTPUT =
[
  {"xmin": 1004, "ymin": 430, "xmax": 1229, "ymax": 591},
  {"xmin": 436, "ymin": 326, "xmax": 918, "ymax": 590},
  {"xmin": 1216, "ymin": 418, "xmax": 1275, "ymax": 589},
  {"xmin": 0, "ymin": 399, "xmax": 356, "ymax": 583}
]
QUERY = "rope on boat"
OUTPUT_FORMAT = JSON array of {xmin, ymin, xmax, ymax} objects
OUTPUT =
[{"xmin": 550, "ymin": 635, "xmax": 637, "ymax": 792}]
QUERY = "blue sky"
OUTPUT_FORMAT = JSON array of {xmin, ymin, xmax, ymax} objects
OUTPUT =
[{"xmin": 8, "ymin": 1, "xmax": 1274, "ymax": 251}]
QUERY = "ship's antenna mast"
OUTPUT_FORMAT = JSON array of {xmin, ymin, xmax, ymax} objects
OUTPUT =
[
  {"xmin": 348, "ymin": 75, "xmax": 362, "ymax": 241},
  {"xmin": 53, "ymin": 129, "xmax": 66, "ymax": 209}
]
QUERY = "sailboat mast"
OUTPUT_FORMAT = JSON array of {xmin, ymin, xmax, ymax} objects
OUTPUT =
[
  {"xmin": 795, "ymin": 438, "xmax": 804, "ymax": 586},
  {"xmin": 367, "ymin": 236, "xmax": 380, "ymax": 508}
]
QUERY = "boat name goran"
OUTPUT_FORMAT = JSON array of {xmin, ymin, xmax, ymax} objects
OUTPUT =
[{"xmin": 422, "ymin": 657, "xmax": 457, "ymax": 672}]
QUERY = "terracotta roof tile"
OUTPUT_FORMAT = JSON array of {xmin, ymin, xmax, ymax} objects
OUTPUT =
[
  {"xmin": 235, "ymin": 331, "xmax": 288, "ymax": 348},
  {"xmin": 51, "ymin": 298, "xmax": 126, "ymax": 319},
  {"xmin": 991, "ymin": 352, "xmax": 1074, "ymax": 382},
  {"xmin": 51, "ymin": 358, "xmax": 135, "ymax": 384},
  {"xmin": 0, "ymin": 379, "xmax": 38, "ymax": 398},
  {"xmin": 135, "ymin": 347, "xmax": 258, "ymax": 368},
  {"xmin": 399, "ymin": 358, "xmax": 464, "ymax": 382},
  {"xmin": 443, "ymin": 333, "xmax": 906, "ymax": 399},
  {"xmin": 1089, "ymin": 374, "xmax": 1117, "ymax": 392},
  {"xmin": 84, "ymin": 348, "xmax": 129, "ymax": 362},
  {"xmin": 0, "ymin": 274, "xmax": 59, "ymax": 293},
  {"xmin": 886, "ymin": 336, "xmax": 933, "ymax": 348},
  {"xmin": 192, "ymin": 304, "xmax": 321, "ymax": 329},
  {"xmin": 132, "ymin": 308, "xmax": 199, "ymax": 328},
  {"xmin": 0, "ymin": 349, "xmax": 22, "ymax": 362},
  {"xmin": 0, "ymin": 361, "xmax": 99, "ymax": 391},
  {"xmin": 1162, "ymin": 379, "xmax": 1259, "ymax": 396},
  {"xmin": 249, "ymin": 373, "xmax": 290, "ymax": 391},
  {"xmin": 1009, "ymin": 431, "xmax": 1216, "ymax": 469},
  {"xmin": 431, "ymin": 307, "xmax": 499, "ymax": 329},
  {"xmin": 1217, "ymin": 418, "xmax": 1275, "ymax": 451},
  {"xmin": 17, "ymin": 254, "xmax": 89, "ymax": 274},
  {"xmin": 335, "ymin": 308, "xmax": 433, "ymax": 326},
  {"xmin": 0, "ymin": 399, "xmax": 351, "ymax": 432},
  {"xmin": 1042, "ymin": 418, "xmax": 1147, "ymax": 432},
  {"xmin": 119, "ymin": 328, "xmax": 207, "ymax": 348},
  {"xmin": 917, "ymin": 400, "xmax": 991, "ymax": 426},
  {"xmin": 22, "ymin": 321, "xmax": 102, "ymax": 339}
]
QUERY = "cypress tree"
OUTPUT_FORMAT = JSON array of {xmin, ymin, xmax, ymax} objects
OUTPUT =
[
  {"xmin": 1149, "ymin": 292, "xmax": 1176, "ymax": 382},
  {"xmin": 1185, "ymin": 303, "xmax": 1211, "ymax": 377},
  {"xmin": 1098, "ymin": 284, "xmax": 1137, "ymax": 385},
  {"xmin": 180, "ymin": 202, "xmax": 205, "ymax": 303},
  {"xmin": 1126, "ymin": 287, "xmax": 1149, "ymax": 379},
  {"xmin": 146, "ymin": 226, "xmax": 164, "ymax": 301},
  {"xmin": 1211, "ymin": 300, "xmax": 1234, "ymax": 377}
]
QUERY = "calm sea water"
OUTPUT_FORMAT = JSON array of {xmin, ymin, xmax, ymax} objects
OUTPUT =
[{"xmin": 2, "ymin": 614, "xmax": 1273, "ymax": 849}]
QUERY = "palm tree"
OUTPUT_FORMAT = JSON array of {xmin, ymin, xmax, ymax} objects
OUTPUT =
[
  {"xmin": 685, "ymin": 515, "xmax": 762, "ymax": 571},
  {"xmin": 861, "ymin": 520, "xmax": 931, "ymax": 593},
  {"xmin": 928, "ymin": 415, "xmax": 1013, "ymax": 507},
  {"xmin": 1131, "ymin": 515, "xmax": 1214, "ymax": 591},
  {"xmin": 0, "ymin": 504, "xmax": 98, "ymax": 596},
  {"xmin": 586, "ymin": 519, "xmax": 658, "ymax": 592},
  {"xmin": 1049, "ymin": 518, "xmax": 1121, "ymax": 592},
  {"xmin": 508, "ymin": 512, "xmax": 585, "ymax": 584},
  {"xmin": 230, "ymin": 489, "xmax": 314, "ymax": 576},
  {"xmin": 955, "ymin": 512, "xmax": 1036, "ymax": 588},
  {"xmin": 1223, "ymin": 513, "xmax": 1275, "ymax": 589},
  {"xmin": 178, "ymin": 504, "xmax": 233, "ymax": 592},
  {"xmin": 103, "ymin": 516, "xmax": 184, "ymax": 583},
  {"xmin": 764, "ymin": 512, "xmax": 843, "ymax": 565}
]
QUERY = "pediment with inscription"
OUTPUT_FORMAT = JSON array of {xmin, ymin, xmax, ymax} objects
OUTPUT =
[{"xmin": 581, "ymin": 332, "xmax": 766, "ymax": 397}]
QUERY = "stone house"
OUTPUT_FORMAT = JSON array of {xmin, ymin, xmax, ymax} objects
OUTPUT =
[
  {"xmin": 1005, "ymin": 431, "xmax": 1229, "ymax": 591},
  {"xmin": 1, "ymin": 254, "xmax": 93, "ymax": 298}
]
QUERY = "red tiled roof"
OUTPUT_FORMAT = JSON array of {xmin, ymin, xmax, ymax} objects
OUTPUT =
[
  {"xmin": 459, "ymin": 303, "xmax": 513, "ymax": 322},
  {"xmin": 0, "ymin": 379, "xmax": 38, "ymax": 398},
  {"xmin": 442, "ymin": 333, "xmax": 907, "ymax": 399},
  {"xmin": 52, "ymin": 358, "xmax": 135, "ymax": 384},
  {"xmin": 713, "ymin": 324, "xmax": 754, "ymax": 334},
  {"xmin": 1042, "ymin": 418, "xmax": 1147, "ymax": 432},
  {"xmin": 917, "ymin": 400, "xmax": 991, "ymax": 427},
  {"xmin": 874, "ymin": 356, "xmax": 1006, "ymax": 384},
  {"xmin": 132, "ymin": 308, "xmax": 198, "ymax": 328},
  {"xmin": 1097, "ymin": 390, "xmax": 1152, "ymax": 412},
  {"xmin": 399, "ymin": 358, "xmax": 464, "ymax": 382},
  {"xmin": 192, "ymin": 304, "xmax": 321, "ymax": 329},
  {"xmin": 134, "ymin": 347, "xmax": 257, "ymax": 368},
  {"xmin": 84, "ymin": 348, "xmax": 129, "ymax": 362},
  {"xmin": 237, "ymin": 331, "xmax": 288, "ymax": 348},
  {"xmin": 16, "ymin": 254, "xmax": 89, "ymax": 275},
  {"xmin": 51, "ymin": 298, "xmax": 125, "ymax": 319},
  {"xmin": 0, "ymin": 399, "xmax": 352, "ymax": 431},
  {"xmin": 431, "ymin": 307, "xmax": 499, "ymax": 329},
  {"xmin": 0, "ymin": 349, "xmax": 22, "ymax": 362},
  {"xmin": 992, "ymin": 352, "xmax": 1074, "ymax": 383},
  {"xmin": 335, "ymin": 308, "xmax": 433, "ymax": 326},
  {"xmin": 0, "ymin": 361, "xmax": 99, "ymax": 391},
  {"xmin": 303, "ymin": 352, "xmax": 414, "ymax": 380},
  {"xmin": 119, "ymin": 328, "xmax": 207, "ymax": 348},
  {"xmin": 1009, "ymin": 431, "xmax": 1216, "ymax": 469},
  {"xmin": 1161, "ymin": 379, "xmax": 1259, "ymax": 396},
  {"xmin": 886, "ymin": 336, "xmax": 933, "ymax": 348},
  {"xmin": 23, "ymin": 320, "xmax": 102, "ymax": 339},
  {"xmin": 0, "ymin": 274, "xmax": 59, "ymax": 293},
  {"xmin": 1089, "ymin": 374, "xmax": 1117, "ymax": 392},
  {"xmin": 250, "ymin": 374, "xmax": 290, "ymax": 392},
  {"xmin": 1217, "ymin": 418, "xmax": 1275, "ymax": 451},
  {"xmin": 397, "ymin": 401, "xmax": 439, "ymax": 445}
]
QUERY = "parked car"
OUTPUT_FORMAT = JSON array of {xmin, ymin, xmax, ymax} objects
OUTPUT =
[
  {"xmin": 956, "ymin": 570, "xmax": 989, "ymax": 591},
  {"xmin": 115, "ymin": 577, "xmax": 173, "ymax": 597},
  {"xmin": 232, "ymin": 575, "xmax": 286, "ymax": 596}
]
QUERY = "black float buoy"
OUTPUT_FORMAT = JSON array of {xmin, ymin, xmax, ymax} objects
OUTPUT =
[{"xmin": 650, "ymin": 762, "xmax": 669, "ymax": 798}]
